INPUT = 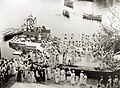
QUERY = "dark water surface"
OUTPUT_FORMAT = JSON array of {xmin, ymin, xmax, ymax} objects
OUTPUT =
[{"xmin": 0, "ymin": 0, "xmax": 120, "ymax": 58}]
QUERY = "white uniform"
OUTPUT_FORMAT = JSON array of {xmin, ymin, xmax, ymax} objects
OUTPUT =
[
  {"xmin": 75, "ymin": 76, "xmax": 79, "ymax": 84},
  {"xmin": 58, "ymin": 68, "xmax": 60, "ymax": 78},
  {"xmin": 27, "ymin": 73, "xmax": 31, "ymax": 83},
  {"xmin": 70, "ymin": 72, "xmax": 75, "ymax": 85},
  {"xmin": 31, "ymin": 71, "xmax": 36, "ymax": 83},
  {"xmin": 79, "ymin": 72, "xmax": 84, "ymax": 85},
  {"xmin": 60, "ymin": 69, "xmax": 66, "ymax": 82},
  {"xmin": 113, "ymin": 77, "xmax": 119, "ymax": 87},
  {"xmin": 14, "ymin": 60, "xmax": 18, "ymax": 68},
  {"xmin": 83, "ymin": 75, "xmax": 87, "ymax": 86},
  {"xmin": 11, "ymin": 63, "xmax": 16, "ymax": 75},
  {"xmin": 24, "ymin": 66, "xmax": 29, "ymax": 80},
  {"xmin": 29, "ymin": 51, "xmax": 33, "ymax": 59},
  {"xmin": 21, "ymin": 73, "xmax": 24, "ymax": 82},
  {"xmin": 55, "ymin": 70, "xmax": 59, "ymax": 83},
  {"xmin": 47, "ymin": 67, "xmax": 51, "ymax": 79},
  {"xmin": 36, "ymin": 70, "xmax": 40, "ymax": 77},
  {"xmin": 67, "ymin": 70, "xmax": 71, "ymax": 82},
  {"xmin": 59, "ymin": 54, "xmax": 63, "ymax": 64}
]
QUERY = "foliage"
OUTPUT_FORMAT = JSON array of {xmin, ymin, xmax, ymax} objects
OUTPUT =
[{"xmin": 90, "ymin": 7, "xmax": 120, "ymax": 70}]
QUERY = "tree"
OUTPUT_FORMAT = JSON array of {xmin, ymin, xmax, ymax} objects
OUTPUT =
[{"xmin": 89, "ymin": 7, "xmax": 120, "ymax": 71}]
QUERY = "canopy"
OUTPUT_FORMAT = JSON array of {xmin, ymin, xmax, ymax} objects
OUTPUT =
[{"xmin": 13, "ymin": 51, "xmax": 22, "ymax": 55}]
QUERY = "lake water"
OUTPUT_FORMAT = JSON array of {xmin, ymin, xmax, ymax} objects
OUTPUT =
[{"xmin": 0, "ymin": 0, "xmax": 120, "ymax": 58}]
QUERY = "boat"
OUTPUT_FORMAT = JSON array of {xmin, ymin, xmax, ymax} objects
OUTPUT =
[
  {"xmin": 9, "ymin": 15, "xmax": 51, "ymax": 50},
  {"xmin": 64, "ymin": 0, "xmax": 74, "ymax": 8},
  {"xmin": 83, "ymin": 13, "xmax": 102, "ymax": 22},
  {"xmin": 63, "ymin": 9, "xmax": 70, "ymax": 18}
]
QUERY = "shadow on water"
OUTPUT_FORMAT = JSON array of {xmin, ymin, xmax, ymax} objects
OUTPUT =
[
  {"xmin": 78, "ymin": 0, "xmax": 119, "ymax": 7},
  {"xmin": 78, "ymin": 0, "xmax": 94, "ymax": 2},
  {"xmin": 4, "ymin": 32, "xmax": 23, "ymax": 41}
]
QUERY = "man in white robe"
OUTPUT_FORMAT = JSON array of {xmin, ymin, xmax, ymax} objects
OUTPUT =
[
  {"xmin": 60, "ymin": 69, "xmax": 66, "ymax": 82},
  {"xmin": 14, "ymin": 58, "xmax": 18, "ymax": 68},
  {"xmin": 83, "ymin": 73, "xmax": 87, "ymax": 86},
  {"xmin": 75, "ymin": 75, "xmax": 79, "ymax": 84},
  {"xmin": 47, "ymin": 67, "xmax": 51, "ymax": 80},
  {"xmin": 31, "ymin": 71, "xmax": 36, "ymax": 83},
  {"xmin": 67, "ymin": 68, "xmax": 71, "ymax": 82},
  {"xmin": 24, "ymin": 65, "xmax": 29, "ymax": 80},
  {"xmin": 79, "ymin": 70, "xmax": 84, "ymax": 85},
  {"xmin": 11, "ymin": 63, "xmax": 16, "ymax": 76},
  {"xmin": 27, "ymin": 71, "xmax": 31, "ymax": 83},
  {"xmin": 54, "ymin": 68, "xmax": 60, "ymax": 83},
  {"xmin": 70, "ymin": 70, "xmax": 75, "ymax": 86}
]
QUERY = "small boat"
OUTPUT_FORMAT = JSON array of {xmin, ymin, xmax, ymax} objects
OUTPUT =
[
  {"xmin": 63, "ymin": 9, "xmax": 70, "ymax": 18},
  {"xmin": 83, "ymin": 13, "xmax": 102, "ymax": 22},
  {"xmin": 64, "ymin": 0, "xmax": 74, "ymax": 8}
]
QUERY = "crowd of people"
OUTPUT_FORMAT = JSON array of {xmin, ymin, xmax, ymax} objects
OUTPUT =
[
  {"xmin": 1, "ymin": 54, "xmax": 120, "ymax": 88},
  {"xmin": 0, "ymin": 56, "xmax": 88, "ymax": 88},
  {"xmin": 54, "ymin": 67, "xmax": 88, "ymax": 86},
  {"xmin": 98, "ymin": 75, "xmax": 120, "ymax": 88}
]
